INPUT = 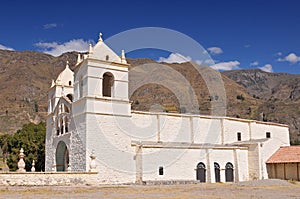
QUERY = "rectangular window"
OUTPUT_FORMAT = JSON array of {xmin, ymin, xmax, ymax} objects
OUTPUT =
[
  {"xmin": 159, "ymin": 166, "xmax": 164, "ymax": 175},
  {"xmin": 237, "ymin": 132, "xmax": 241, "ymax": 141},
  {"xmin": 266, "ymin": 132, "xmax": 271, "ymax": 138}
]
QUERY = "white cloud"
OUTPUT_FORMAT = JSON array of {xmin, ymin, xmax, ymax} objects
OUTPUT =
[
  {"xmin": 158, "ymin": 53, "xmax": 192, "ymax": 63},
  {"xmin": 250, "ymin": 61, "xmax": 259, "ymax": 66},
  {"xmin": 277, "ymin": 53, "xmax": 300, "ymax": 64},
  {"xmin": 210, "ymin": 61, "xmax": 240, "ymax": 71},
  {"xmin": 207, "ymin": 47, "xmax": 223, "ymax": 55},
  {"xmin": 35, "ymin": 39, "xmax": 91, "ymax": 56},
  {"xmin": 244, "ymin": 44, "xmax": 251, "ymax": 48},
  {"xmin": 285, "ymin": 53, "xmax": 300, "ymax": 63},
  {"xmin": 43, "ymin": 23, "xmax": 58, "ymax": 29},
  {"xmin": 0, "ymin": 44, "xmax": 14, "ymax": 51},
  {"xmin": 276, "ymin": 52, "xmax": 282, "ymax": 56},
  {"xmin": 259, "ymin": 64, "xmax": 273, "ymax": 73}
]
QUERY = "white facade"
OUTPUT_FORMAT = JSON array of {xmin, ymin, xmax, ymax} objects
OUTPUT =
[{"xmin": 45, "ymin": 34, "xmax": 290, "ymax": 184}]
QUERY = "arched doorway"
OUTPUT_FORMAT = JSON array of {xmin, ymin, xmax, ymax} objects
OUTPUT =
[
  {"xmin": 55, "ymin": 141, "xmax": 69, "ymax": 172},
  {"xmin": 225, "ymin": 162, "xmax": 234, "ymax": 182},
  {"xmin": 214, "ymin": 162, "xmax": 221, "ymax": 182},
  {"xmin": 196, "ymin": 162, "xmax": 206, "ymax": 182}
]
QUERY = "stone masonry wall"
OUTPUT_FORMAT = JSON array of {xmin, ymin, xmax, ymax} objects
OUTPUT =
[{"xmin": 0, "ymin": 172, "xmax": 98, "ymax": 186}]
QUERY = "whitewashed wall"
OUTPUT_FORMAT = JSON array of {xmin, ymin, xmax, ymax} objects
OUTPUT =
[
  {"xmin": 85, "ymin": 114, "xmax": 136, "ymax": 184},
  {"xmin": 194, "ymin": 117, "xmax": 222, "ymax": 144},
  {"xmin": 236, "ymin": 149, "xmax": 249, "ymax": 181},
  {"xmin": 142, "ymin": 148, "xmax": 206, "ymax": 181},
  {"xmin": 223, "ymin": 119, "xmax": 250, "ymax": 143}
]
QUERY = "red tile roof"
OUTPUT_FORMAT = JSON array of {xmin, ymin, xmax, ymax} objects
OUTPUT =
[{"xmin": 267, "ymin": 146, "xmax": 300, "ymax": 163}]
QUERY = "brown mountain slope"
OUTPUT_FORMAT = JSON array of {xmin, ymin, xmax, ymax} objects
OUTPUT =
[
  {"xmin": 128, "ymin": 59, "xmax": 259, "ymax": 119},
  {"xmin": 0, "ymin": 50, "xmax": 299, "ymax": 144},
  {"xmin": 0, "ymin": 50, "xmax": 77, "ymax": 134},
  {"xmin": 223, "ymin": 69, "xmax": 300, "ymax": 102},
  {"xmin": 223, "ymin": 69, "xmax": 300, "ymax": 143}
]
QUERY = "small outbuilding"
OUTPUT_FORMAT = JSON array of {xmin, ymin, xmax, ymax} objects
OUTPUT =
[{"xmin": 267, "ymin": 146, "xmax": 300, "ymax": 181}]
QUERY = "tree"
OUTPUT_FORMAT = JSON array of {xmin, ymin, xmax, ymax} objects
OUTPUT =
[
  {"xmin": 236, "ymin": 94, "xmax": 245, "ymax": 101},
  {"xmin": 0, "ymin": 122, "xmax": 45, "ymax": 171}
]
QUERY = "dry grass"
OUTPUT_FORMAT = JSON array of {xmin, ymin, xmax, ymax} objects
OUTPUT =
[{"xmin": 0, "ymin": 182, "xmax": 299, "ymax": 199}]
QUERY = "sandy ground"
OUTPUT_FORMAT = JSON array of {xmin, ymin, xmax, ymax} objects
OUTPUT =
[{"xmin": 0, "ymin": 180, "xmax": 299, "ymax": 199}]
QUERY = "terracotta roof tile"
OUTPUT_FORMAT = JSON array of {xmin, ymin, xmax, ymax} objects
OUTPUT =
[{"xmin": 267, "ymin": 146, "xmax": 300, "ymax": 163}]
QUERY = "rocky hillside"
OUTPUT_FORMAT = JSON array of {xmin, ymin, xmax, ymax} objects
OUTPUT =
[
  {"xmin": 223, "ymin": 69, "xmax": 300, "ymax": 144},
  {"xmin": 0, "ymin": 50, "xmax": 299, "ymax": 144},
  {"xmin": 0, "ymin": 50, "xmax": 77, "ymax": 134},
  {"xmin": 128, "ymin": 59, "xmax": 257, "ymax": 118},
  {"xmin": 223, "ymin": 69, "xmax": 300, "ymax": 102}
]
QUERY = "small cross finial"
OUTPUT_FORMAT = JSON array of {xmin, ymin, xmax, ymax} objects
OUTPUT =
[
  {"xmin": 98, "ymin": 32, "xmax": 103, "ymax": 42},
  {"xmin": 66, "ymin": 61, "xmax": 69, "ymax": 68}
]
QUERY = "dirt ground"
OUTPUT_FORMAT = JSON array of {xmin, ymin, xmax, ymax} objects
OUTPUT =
[{"xmin": 0, "ymin": 180, "xmax": 300, "ymax": 199}]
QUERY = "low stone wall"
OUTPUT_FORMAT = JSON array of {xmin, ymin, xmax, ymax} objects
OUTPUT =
[{"xmin": 0, "ymin": 172, "xmax": 98, "ymax": 186}]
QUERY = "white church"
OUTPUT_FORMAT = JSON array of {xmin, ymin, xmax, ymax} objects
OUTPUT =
[{"xmin": 45, "ymin": 33, "xmax": 290, "ymax": 184}]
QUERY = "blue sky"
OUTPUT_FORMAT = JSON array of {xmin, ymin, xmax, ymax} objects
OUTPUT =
[{"xmin": 0, "ymin": 0, "xmax": 300, "ymax": 73}]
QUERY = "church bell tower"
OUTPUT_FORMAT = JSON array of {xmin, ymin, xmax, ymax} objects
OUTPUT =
[{"xmin": 73, "ymin": 33, "xmax": 130, "ymax": 116}]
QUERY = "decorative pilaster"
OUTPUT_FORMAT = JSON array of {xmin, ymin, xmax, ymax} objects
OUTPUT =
[
  {"xmin": 205, "ymin": 149, "xmax": 211, "ymax": 182},
  {"xmin": 220, "ymin": 118, "xmax": 225, "ymax": 144},
  {"xmin": 190, "ymin": 117, "xmax": 194, "ymax": 143},
  {"xmin": 135, "ymin": 145, "xmax": 143, "ymax": 184},
  {"xmin": 233, "ymin": 149, "xmax": 239, "ymax": 182}
]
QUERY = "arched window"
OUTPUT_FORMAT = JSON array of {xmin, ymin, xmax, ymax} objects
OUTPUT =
[
  {"xmin": 66, "ymin": 94, "xmax": 73, "ymax": 102},
  {"xmin": 56, "ymin": 119, "xmax": 60, "ymax": 136},
  {"xmin": 225, "ymin": 162, "xmax": 234, "ymax": 182},
  {"xmin": 68, "ymin": 81, "xmax": 72, "ymax": 86},
  {"xmin": 214, "ymin": 162, "xmax": 221, "ymax": 182},
  {"xmin": 65, "ymin": 117, "xmax": 69, "ymax": 133},
  {"xmin": 60, "ymin": 118, "xmax": 64, "ymax": 135},
  {"xmin": 102, "ymin": 72, "xmax": 114, "ymax": 97},
  {"xmin": 106, "ymin": 55, "xmax": 109, "ymax": 61},
  {"xmin": 196, "ymin": 162, "xmax": 206, "ymax": 183}
]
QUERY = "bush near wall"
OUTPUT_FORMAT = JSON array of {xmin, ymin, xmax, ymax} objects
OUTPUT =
[{"xmin": 0, "ymin": 122, "xmax": 45, "ymax": 171}]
